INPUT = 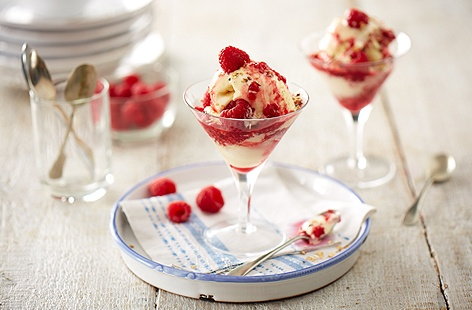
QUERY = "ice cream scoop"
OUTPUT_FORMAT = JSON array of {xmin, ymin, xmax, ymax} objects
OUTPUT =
[
  {"xmin": 226, "ymin": 210, "xmax": 341, "ymax": 276},
  {"xmin": 201, "ymin": 46, "xmax": 302, "ymax": 119},
  {"xmin": 316, "ymin": 8, "xmax": 396, "ymax": 64}
]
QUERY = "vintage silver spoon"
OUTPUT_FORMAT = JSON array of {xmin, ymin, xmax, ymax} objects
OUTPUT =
[
  {"xmin": 49, "ymin": 64, "xmax": 97, "ymax": 179},
  {"xmin": 21, "ymin": 44, "xmax": 96, "ymax": 179},
  {"xmin": 20, "ymin": 43, "xmax": 37, "ymax": 93},
  {"xmin": 226, "ymin": 210, "xmax": 341, "ymax": 276},
  {"xmin": 403, "ymin": 153, "xmax": 456, "ymax": 226},
  {"xmin": 21, "ymin": 43, "xmax": 56, "ymax": 100}
]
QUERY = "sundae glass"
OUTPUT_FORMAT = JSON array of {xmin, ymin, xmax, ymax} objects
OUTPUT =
[
  {"xmin": 184, "ymin": 46, "xmax": 308, "ymax": 256},
  {"xmin": 301, "ymin": 8, "xmax": 410, "ymax": 188}
]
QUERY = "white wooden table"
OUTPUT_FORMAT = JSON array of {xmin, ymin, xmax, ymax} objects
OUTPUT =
[{"xmin": 1, "ymin": 0, "xmax": 471, "ymax": 309}]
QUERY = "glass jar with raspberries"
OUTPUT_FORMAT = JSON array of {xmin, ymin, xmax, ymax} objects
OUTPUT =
[{"xmin": 109, "ymin": 66, "xmax": 176, "ymax": 142}]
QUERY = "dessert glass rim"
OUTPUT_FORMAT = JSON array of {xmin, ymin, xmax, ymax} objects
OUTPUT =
[
  {"xmin": 30, "ymin": 77, "xmax": 109, "ymax": 105},
  {"xmin": 300, "ymin": 31, "xmax": 411, "ymax": 69},
  {"xmin": 183, "ymin": 79, "xmax": 309, "ymax": 122}
]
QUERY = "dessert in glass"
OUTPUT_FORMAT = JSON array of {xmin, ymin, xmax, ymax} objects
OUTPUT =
[
  {"xmin": 301, "ymin": 8, "xmax": 410, "ymax": 188},
  {"xmin": 184, "ymin": 46, "xmax": 308, "ymax": 256}
]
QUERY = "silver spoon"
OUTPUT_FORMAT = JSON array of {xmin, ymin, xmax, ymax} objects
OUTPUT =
[
  {"xmin": 403, "ymin": 153, "xmax": 456, "ymax": 226},
  {"xmin": 226, "ymin": 210, "xmax": 341, "ymax": 276},
  {"xmin": 21, "ymin": 44, "xmax": 96, "ymax": 179},
  {"xmin": 20, "ymin": 43, "xmax": 37, "ymax": 93},
  {"xmin": 49, "ymin": 64, "xmax": 97, "ymax": 179}
]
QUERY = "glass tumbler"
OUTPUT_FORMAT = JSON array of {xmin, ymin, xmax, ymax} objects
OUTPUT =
[{"xmin": 29, "ymin": 78, "xmax": 113, "ymax": 202}]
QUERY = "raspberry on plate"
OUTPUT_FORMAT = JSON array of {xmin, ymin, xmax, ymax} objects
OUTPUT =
[
  {"xmin": 148, "ymin": 177, "xmax": 177, "ymax": 196},
  {"xmin": 218, "ymin": 46, "xmax": 250, "ymax": 73},
  {"xmin": 167, "ymin": 201, "xmax": 191, "ymax": 223},
  {"xmin": 196, "ymin": 186, "xmax": 225, "ymax": 213}
]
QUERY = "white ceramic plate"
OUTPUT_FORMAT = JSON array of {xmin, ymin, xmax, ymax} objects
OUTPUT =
[
  {"xmin": 0, "ymin": 11, "xmax": 152, "ymax": 46},
  {"xmin": 0, "ymin": 0, "xmax": 152, "ymax": 30},
  {"xmin": 0, "ymin": 14, "xmax": 152, "ymax": 58},
  {"xmin": 0, "ymin": 32, "xmax": 165, "ymax": 88},
  {"xmin": 110, "ymin": 161, "xmax": 371, "ymax": 302}
]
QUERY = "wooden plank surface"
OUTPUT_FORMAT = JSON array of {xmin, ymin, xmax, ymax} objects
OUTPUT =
[
  {"xmin": 363, "ymin": 0, "xmax": 472, "ymax": 308},
  {"xmin": 0, "ymin": 0, "xmax": 470, "ymax": 309}
]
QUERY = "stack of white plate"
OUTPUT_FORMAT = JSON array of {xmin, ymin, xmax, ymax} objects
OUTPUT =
[{"xmin": 0, "ymin": 0, "xmax": 165, "ymax": 86}]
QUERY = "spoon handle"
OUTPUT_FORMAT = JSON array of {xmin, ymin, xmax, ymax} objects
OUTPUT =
[
  {"xmin": 53, "ymin": 104, "xmax": 95, "ymax": 175},
  {"xmin": 226, "ymin": 235, "xmax": 307, "ymax": 276},
  {"xmin": 403, "ymin": 177, "xmax": 434, "ymax": 225},
  {"xmin": 49, "ymin": 106, "xmax": 76, "ymax": 179}
]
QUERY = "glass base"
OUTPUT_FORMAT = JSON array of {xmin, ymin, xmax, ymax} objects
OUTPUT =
[
  {"xmin": 204, "ymin": 219, "xmax": 285, "ymax": 257},
  {"xmin": 47, "ymin": 173, "xmax": 114, "ymax": 203},
  {"xmin": 323, "ymin": 155, "xmax": 395, "ymax": 189}
]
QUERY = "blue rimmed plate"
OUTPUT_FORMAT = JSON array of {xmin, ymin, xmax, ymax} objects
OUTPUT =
[{"xmin": 110, "ymin": 161, "xmax": 371, "ymax": 302}]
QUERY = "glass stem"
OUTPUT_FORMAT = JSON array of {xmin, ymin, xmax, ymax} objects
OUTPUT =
[
  {"xmin": 230, "ymin": 164, "xmax": 264, "ymax": 234},
  {"xmin": 343, "ymin": 106, "xmax": 372, "ymax": 170}
]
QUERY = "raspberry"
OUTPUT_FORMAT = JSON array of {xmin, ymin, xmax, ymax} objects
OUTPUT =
[
  {"xmin": 196, "ymin": 186, "xmax": 224, "ymax": 213},
  {"xmin": 131, "ymin": 82, "xmax": 153, "ymax": 96},
  {"xmin": 113, "ymin": 83, "xmax": 132, "ymax": 97},
  {"xmin": 252, "ymin": 62, "xmax": 286, "ymax": 83},
  {"xmin": 263, "ymin": 103, "xmax": 281, "ymax": 118},
  {"xmin": 121, "ymin": 99, "xmax": 154, "ymax": 128},
  {"xmin": 345, "ymin": 8, "xmax": 369, "ymax": 29},
  {"xmin": 380, "ymin": 29, "xmax": 396, "ymax": 46},
  {"xmin": 202, "ymin": 91, "xmax": 211, "ymax": 107},
  {"xmin": 349, "ymin": 50, "xmax": 369, "ymax": 63},
  {"xmin": 123, "ymin": 74, "xmax": 140, "ymax": 86},
  {"xmin": 148, "ymin": 177, "xmax": 177, "ymax": 196},
  {"xmin": 311, "ymin": 225, "xmax": 325, "ymax": 239},
  {"xmin": 109, "ymin": 83, "xmax": 118, "ymax": 97},
  {"xmin": 247, "ymin": 81, "xmax": 260, "ymax": 101},
  {"xmin": 248, "ymin": 81, "xmax": 260, "ymax": 93},
  {"xmin": 218, "ymin": 46, "xmax": 250, "ymax": 73},
  {"xmin": 167, "ymin": 201, "xmax": 191, "ymax": 223},
  {"xmin": 147, "ymin": 96, "xmax": 167, "ymax": 120},
  {"xmin": 220, "ymin": 99, "xmax": 252, "ymax": 119}
]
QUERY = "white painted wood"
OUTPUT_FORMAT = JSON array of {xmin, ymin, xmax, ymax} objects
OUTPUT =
[
  {"xmin": 1, "ymin": 0, "xmax": 470, "ymax": 309},
  {"xmin": 363, "ymin": 0, "xmax": 472, "ymax": 308}
]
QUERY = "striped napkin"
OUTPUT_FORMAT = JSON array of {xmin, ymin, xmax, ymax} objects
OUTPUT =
[{"xmin": 120, "ymin": 168, "xmax": 376, "ymax": 276}]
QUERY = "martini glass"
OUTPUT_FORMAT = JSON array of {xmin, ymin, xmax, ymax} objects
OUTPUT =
[
  {"xmin": 301, "ymin": 32, "xmax": 411, "ymax": 188},
  {"xmin": 184, "ymin": 80, "xmax": 308, "ymax": 257}
]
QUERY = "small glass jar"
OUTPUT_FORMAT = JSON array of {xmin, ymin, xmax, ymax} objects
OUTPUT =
[
  {"xmin": 108, "ymin": 64, "xmax": 177, "ymax": 143},
  {"xmin": 29, "ymin": 78, "xmax": 113, "ymax": 202}
]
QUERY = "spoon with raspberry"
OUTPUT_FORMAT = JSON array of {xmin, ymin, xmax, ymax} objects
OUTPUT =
[{"xmin": 226, "ymin": 210, "xmax": 341, "ymax": 276}]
